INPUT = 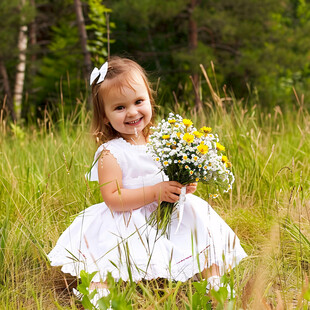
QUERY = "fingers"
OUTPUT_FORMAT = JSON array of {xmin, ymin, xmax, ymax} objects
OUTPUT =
[
  {"xmin": 158, "ymin": 181, "xmax": 197, "ymax": 203},
  {"xmin": 186, "ymin": 183, "xmax": 197, "ymax": 194},
  {"xmin": 165, "ymin": 184, "xmax": 181, "ymax": 202},
  {"xmin": 165, "ymin": 193, "xmax": 181, "ymax": 203},
  {"xmin": 186, "ymin": 187, "xmax": 194, "ymax": 194},
  {"xmin": 170, "ymin": 185, "xmax": 182, "ymax": 195},
  {"xmin": 168, "ymin": 181, "xmax": 182, "ymax": 188},
  {"xmin": 157, "ymin": 181, "xmax": 182, "ymax": 203}
]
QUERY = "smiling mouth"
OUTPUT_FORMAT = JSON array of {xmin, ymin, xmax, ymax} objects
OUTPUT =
[{"xmin": 126, "ymin": 117, "xmax": 143, "ymax": 125}]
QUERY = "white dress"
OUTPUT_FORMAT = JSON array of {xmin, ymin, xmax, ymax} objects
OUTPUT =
[{"xmin": 48, "ymin": 138, "xmax": 247, "ymax": 283}]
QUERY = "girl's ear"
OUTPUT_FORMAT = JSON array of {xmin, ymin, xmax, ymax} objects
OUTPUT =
[{"xmin": 103, "ymin": 116, "xmax": 110, "ymax": 124}]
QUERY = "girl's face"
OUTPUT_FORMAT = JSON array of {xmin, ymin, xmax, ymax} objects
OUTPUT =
[{"xmin": 103, "ymin": 72, "xmax": 152, "ymax": 143}]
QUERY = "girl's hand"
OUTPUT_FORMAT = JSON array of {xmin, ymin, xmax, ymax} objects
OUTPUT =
[
  {"xmin": 155, "ymin": 181, "xmax": 182, "ymax": 203},
  {"xmin": 186, "ymin": 183, "xmax": 197, "ymax": 194}
]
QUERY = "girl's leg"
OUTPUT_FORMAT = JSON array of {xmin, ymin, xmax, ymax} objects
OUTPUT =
[
  {"xmin": 203, "ymin": 264, "xmax": 234, "ymax": 297},
  {"xmin": 73, "ymin": 281, "xmax": 109, "ymax": 301},
  {"xmin": 202, "ymin": 264, "xmax": 220, "ymax": 279},
  {"xmin": 89, "ymin": 281, "xmax": 108, "ymax": 290},
  {"xmin": 202, "ymin": 264, "xmax": 222, "ymax": 292},
  {"xmin": 87, "ymin": 281, "xmax": 110, "ymax": 301}
]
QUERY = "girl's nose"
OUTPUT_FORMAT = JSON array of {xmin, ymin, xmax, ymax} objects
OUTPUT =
[{"xmin": 127, "ymin": 106, "xmax": 138, "ymax": 117}]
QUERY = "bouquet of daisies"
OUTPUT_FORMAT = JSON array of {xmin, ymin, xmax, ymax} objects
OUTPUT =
[{"xmin": 147, "ymin": 113, "xmax": 235, "ymax": 235}]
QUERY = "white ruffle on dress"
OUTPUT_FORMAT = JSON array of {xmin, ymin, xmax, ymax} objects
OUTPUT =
[{"xmin": 48, "ymin": 138, "xmax": 247, "ymax": 282}]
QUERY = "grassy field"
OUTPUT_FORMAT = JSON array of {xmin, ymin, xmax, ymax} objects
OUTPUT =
[{"xmin": 1, "ymin": 82, "xmax": 310, "ymax": 309}]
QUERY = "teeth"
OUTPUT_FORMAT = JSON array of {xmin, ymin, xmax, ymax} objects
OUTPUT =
[{"xmin": 128, "ymin": 118, "xmax": 141, "ymax": 124}]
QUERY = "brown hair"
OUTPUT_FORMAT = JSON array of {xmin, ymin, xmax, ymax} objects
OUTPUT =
[{"xmin": 91, "ymin": 56, "xmax": 156, "ymax": 144}]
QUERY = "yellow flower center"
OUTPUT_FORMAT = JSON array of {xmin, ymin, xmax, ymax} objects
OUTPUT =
[
  {"xmin": 193, "ymin": 131, "xmax": 203, "ymax": 138},
  {"xmin": 183, "ymin": 133, "xmax": 194, "ymax": 143},
  {"xmin": 197, "ymin": 143, "xmax": 209, "ymax": 155},
  {"xmin": 200, "ymin": 126, "xmax": 212, "ymax": 134},
  {"xmin": 216, "ymin": 142, "xmax": 225, "ymax": 152},
  {"xmin": 168, "ymin": 119, "xmax": 176, "ymax": 124},
  {"xmin": 225, "ymin": 161, "xmax": 232, "ymax": 168},
  {"xmin": 221, "ymin": 155, "xmax": 228, "ymax": 163},
  {"xmin": 162, "ymin": 135, "xmax": 170, "ymax": 139},
  {"xmin": 182, "ymin": 119, "xmax": 193, "ymax": 127}
]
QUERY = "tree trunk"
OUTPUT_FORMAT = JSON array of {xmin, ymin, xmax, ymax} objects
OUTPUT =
[
  {"xmin": 74, "ymin": 0, "xmax": 92, "ymax": 109},
  {"xmin": 74, "ymin": 0, "xmax": 92, "ymax": 81},
  {"xmin": 188, "ymin": 0, "xmax": 202, "ymax": 111},
  {"xmin": 0, "ymin": 58, "xmax": 16, "ymax": 122},
  {"xmin": 13, "ymin": 24, "xmax": 28, "ymax": 121},
  {"xmin": 13, "ymin": 14, "xmax": 28, "ymax": 121}
]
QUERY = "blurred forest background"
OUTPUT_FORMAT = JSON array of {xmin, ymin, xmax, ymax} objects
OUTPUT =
[{"xmin": 1, "ymin": 0, "xmax": 310, "ymax": 123}]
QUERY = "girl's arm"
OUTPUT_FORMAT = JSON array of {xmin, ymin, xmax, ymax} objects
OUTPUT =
[{"xmin": 98, "ymin": 151, "xmax": 182, "ymax": 212}]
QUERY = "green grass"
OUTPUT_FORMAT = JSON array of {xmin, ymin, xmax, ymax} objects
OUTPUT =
[{"xmin": 1, "ymin": 83, "xmax": 310, "ymax": 309}]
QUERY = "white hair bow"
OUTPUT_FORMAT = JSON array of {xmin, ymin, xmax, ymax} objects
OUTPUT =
[{"xmin": 90, "ymin": 62, "xmax": 108, "ymax": 85}]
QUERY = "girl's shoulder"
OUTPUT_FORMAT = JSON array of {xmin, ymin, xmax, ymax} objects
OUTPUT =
[{"xmin": 87, "ymin": 138, "xmax": 148, "ymax": 182}]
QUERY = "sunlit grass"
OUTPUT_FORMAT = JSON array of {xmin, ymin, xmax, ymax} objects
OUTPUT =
[{"xmin": 1, "ymin": 75, "xmax": 310, "ymax": 308}]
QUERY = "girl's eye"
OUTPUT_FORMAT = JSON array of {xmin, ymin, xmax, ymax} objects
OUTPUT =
[
  {"xmin": 115, "ymin": 106, "xmax": 124, "ymax": 111},
  {"xmin": 135, "ymin": 99, "xmax": 143, "ymax": 105}
]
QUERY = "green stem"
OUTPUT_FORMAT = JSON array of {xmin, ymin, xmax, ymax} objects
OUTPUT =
[{"xmin": 149, "ymin": 201, "xmax": 176, "ymax": 236}]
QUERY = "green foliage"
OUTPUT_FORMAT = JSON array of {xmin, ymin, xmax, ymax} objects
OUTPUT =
[
  {"xmin": 0, "ymin": 0, "xmax": 35, "ymax": 57},
  {"xmin": 190, "ymin": 281, "xmax": 211, "ymax": 309},
  {"xmin": 106, "ymin": 0, "xmax": 310, "ymax": 108},
  {"xmin": 0, "ymin": 0, "xmax": 20, "ymax": 59},
  {"xmin": 31, "ymin": 15, "xmax": 84, "ymax": 118},
  {"xmin": 77, "ymin": 270, "xmax": 100, "ymax": 309},
  {"xmin": 304, "ymin": 287, "xmax": 310, "ymax": 301},
  {"xmin": 77, "ymin": 270, "xmax": 133, "ymax": 309},
  {"xmin": 0, "ymin": 0, "xmax": 36, "ymax": 114},
  {"xmin": 86, "ymin": 0, "xmax": 115, "ymax": 66},
  {"xmin": 283, "ymin": 217, "xmax": 310, "ymax": 264},
  {"xmin": 2, "ymin": 0, "xmax": 310, "ymax": 121},
  {"xmin": 10, "ymin": 123, "xmax": 25, "ymax": 141}
]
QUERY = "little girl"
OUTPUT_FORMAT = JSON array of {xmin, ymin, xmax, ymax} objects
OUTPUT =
[{"xmin": 48, "ymin": 56, "xmax": 247, "ymax": 301}]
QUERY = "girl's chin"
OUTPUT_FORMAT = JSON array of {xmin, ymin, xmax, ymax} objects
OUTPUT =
[
  {"xmin": 124, "ymin": 124, "xmax": 145, "ymax": 133},
  {"xmin": 120, "ymin": 128, "xmax": 146, "ymax": 141}
]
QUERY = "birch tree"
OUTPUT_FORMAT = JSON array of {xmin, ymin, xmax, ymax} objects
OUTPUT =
[
  {"xmin": 13, "ymin": 0, "xmax": 29, "ymax": 121},
  {"xmin": 74, "ymin": 0, "xmax": 92, "ymax": 81}
]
